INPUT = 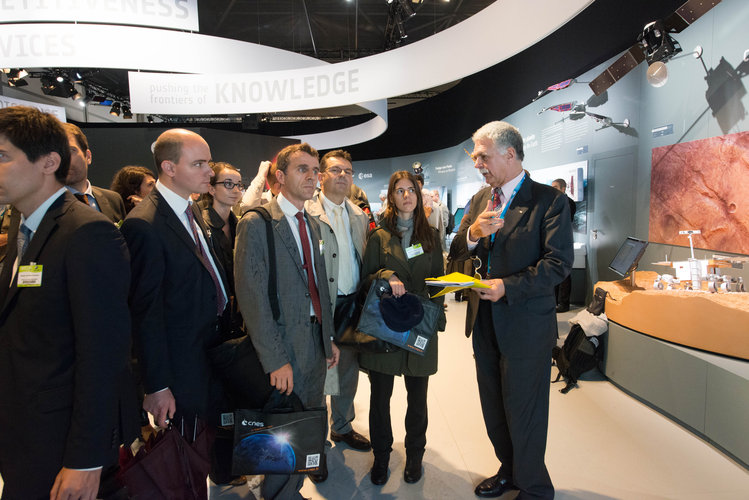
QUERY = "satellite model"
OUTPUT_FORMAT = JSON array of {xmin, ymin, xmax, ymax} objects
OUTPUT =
[{"xmin": 588, "ymin": 0, "xmax": 722, "ymax": 96}]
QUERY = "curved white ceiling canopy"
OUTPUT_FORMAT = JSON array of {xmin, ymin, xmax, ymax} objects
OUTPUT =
[{"xmin": 1, "ymin": 0, "xmax": 593, "ymax": 147}]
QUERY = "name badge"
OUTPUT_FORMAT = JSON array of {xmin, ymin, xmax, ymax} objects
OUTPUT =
[
  {"xmin": 18, "ymin": 264, "xmax": 43, "ymax": 287},
  {"xmin": 405, "ymin": 243, "xmax": 424, "ymax": 259}
]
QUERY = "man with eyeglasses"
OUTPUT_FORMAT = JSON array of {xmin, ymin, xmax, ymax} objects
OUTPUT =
[
  {"xmin": 305, "ymin": 150, "xmax": 372, "ymax": 482},
  {"xmin": 235, "ymin": 142, "xmax": 339, "ymax": 499},
  {"xmin": 451, "ymin": 121, "xmax": 573, "ymax": 499}
]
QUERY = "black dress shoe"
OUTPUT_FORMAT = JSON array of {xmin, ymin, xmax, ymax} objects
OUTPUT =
[
  {"xmin": 307, "ymin": 463, "xmax": 328, "ymax": 484},
  {"xmin": 370, "ymin": 457, "xmax": 389, "ymax": 485},
  {"xmin": 330, "ymin": 429, "xmax": 372, "ymax": 451},
  {"xmin": 556, "ymin": 304, "xmax": 570, "ymax": 313},
  {"xmin": 474, "ymin": 474, "xmax": 517, "ymax": 498},
  {"xmin": 403, "ymin": 455, "xmax": 422, "ymax": 483}
]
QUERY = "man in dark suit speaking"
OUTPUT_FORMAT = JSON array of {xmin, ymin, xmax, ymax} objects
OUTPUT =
[
  {"xmin": 451, "ymin": 121, "xmax": 573, "ymax": 499},
  {"xmin": 0, "ymin": 106, "xmax": 135, "ymax": 499}
]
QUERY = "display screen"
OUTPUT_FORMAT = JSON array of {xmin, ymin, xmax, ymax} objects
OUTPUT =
[
  {"xmin": 609, "ymin": 237, "xmax": 649, "ymax": 276},
  {"xmin": 453, "ymin": 207, "xmax": 465, "ymax": 231}
]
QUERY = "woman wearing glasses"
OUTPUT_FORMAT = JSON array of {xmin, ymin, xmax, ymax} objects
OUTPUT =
[
  {"xmin": 360, "ymin": 170, "xmax": 446, "ymax": 486},
  {"xmin": 200, "ymin": 161, "xmax": 245, "ymax": 336}
]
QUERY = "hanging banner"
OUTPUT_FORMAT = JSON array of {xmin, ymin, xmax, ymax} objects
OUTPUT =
[
  {"xmin": 0, "ymin": 0, "xmax": 199, "ymax": 31},
  {"xmin": 0, "ymin": 95, "xmax": 67, "ymax": 122}
]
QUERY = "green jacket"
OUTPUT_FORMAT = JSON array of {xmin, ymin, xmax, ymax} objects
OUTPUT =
[{"xmin": 359, "ymin": 224, "xmax": 446, "ymax": 376}]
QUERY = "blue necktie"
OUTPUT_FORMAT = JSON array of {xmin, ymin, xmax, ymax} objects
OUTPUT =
[{"xmin": 17, "ymin": 223, "xmax": 32, "ymax": 261}]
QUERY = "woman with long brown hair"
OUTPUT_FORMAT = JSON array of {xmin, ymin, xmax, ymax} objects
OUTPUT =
[{"xmin": 360, "ymin": 170, "xmax": 446, "ymax": 486}]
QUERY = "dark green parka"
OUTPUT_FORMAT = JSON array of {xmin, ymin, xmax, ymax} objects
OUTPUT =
[{"xmin": 359, "ymin": 225, "xmax": 446, "ymax": 376}]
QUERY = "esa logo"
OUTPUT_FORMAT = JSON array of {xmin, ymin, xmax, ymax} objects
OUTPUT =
[
  {"xmin": 241, "ymin": 419, "xmax": 265, "ymax": 427},
  {"xmin": 357, "ymin": 172, "xmax": 373, "ymax": 180}
]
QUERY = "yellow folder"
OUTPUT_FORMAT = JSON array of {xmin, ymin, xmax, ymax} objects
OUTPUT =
[{"xmin": 425, "ymin": 272, "xmax": 491, "ymax": 298}]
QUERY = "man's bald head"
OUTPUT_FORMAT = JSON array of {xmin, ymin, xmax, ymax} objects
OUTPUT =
[{"xmin": 153, "ymin": 129, "xmax": 205, "ymax": 174}]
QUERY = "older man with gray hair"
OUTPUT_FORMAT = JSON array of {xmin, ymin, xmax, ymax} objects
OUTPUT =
[{"xmin": 451, "ymin": 120, "xmax": 573, "ymax": 499}]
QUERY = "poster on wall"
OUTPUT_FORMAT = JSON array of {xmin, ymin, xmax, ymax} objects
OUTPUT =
[
  {"xmin": 531, "ymin": 161, "xmax": 587, "ymax": 234},
  {"xmin": 649, "ymin": 131, "xmax": 749, "ymax": 255}
]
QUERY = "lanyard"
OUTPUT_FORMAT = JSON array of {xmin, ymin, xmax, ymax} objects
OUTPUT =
[
  {"xmin": 487, "ymin": 172, "xmax": 525, "ymax": 274},
  {"xmin": 493, "ymin": 172, "xmax": 525, "ymax": 220}
]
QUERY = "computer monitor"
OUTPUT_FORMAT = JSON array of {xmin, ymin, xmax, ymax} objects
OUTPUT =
[
  {"xmin": 609, "ymin": 237, "xmax": 649, "ymax": 277},
  {"xmin": 452, "ymin": 207, "xmax": 465, "ymax": 232}
]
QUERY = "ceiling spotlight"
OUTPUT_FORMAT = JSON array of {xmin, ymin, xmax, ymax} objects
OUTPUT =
[
  {"xmin": 122, "ymin": 104, "xmax": 133, "ymax": 119},
  {"xmin": 4, "ymin": 68, "xmax": 29, "ymax": 86},
  {"xmin": 110, "ymin": 102, "xmax": 122, "ymax": 117},
  {"xmin": 40, "ymin": 74, "xmax": 77, "ymax": 98}
]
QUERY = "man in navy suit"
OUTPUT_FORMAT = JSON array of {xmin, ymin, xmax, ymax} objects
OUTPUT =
[
  {"xmin": 0, "ymin": 106, "xmax": 136, "ymax": 499},
  {"xmin": 121, "ymin": 128, "xmax": 229, "ymax": 427},
  {"xmin": 451, "ymin": 121, "xmax": 573, "ymax": 499}
]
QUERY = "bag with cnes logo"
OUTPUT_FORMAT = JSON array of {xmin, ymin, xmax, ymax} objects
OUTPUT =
[{"xmin": 232, "ymin": 392, "xmax": 326, "ymax": 475}]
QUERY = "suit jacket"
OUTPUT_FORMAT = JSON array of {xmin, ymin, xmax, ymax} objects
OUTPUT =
[
  {"xmin": 451, "ymin": 174, "xmax": 573, "ymax": 357},
  {"xmin": 91, "ymin": 185, "xmax": 127, "ymax": 223},
  {"xmin": 304, "ymin": 192, "xmax": 369, "ymax": 310},
  {"xmin": 234, "ymin": 199, "xmax": 334, "ymax": 404},
  {"xmin": 0, "ymin": 191, "xmax": 136, "ymax": 481},
  {"xmin": 120, "ymin": 188, "xmax": 229, "ymax": 420}
]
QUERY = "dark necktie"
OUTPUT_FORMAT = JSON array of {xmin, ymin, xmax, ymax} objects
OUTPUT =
[
  {"xmin": 185, "ymin": 205, "xmax": 227, "ymax": 316},
  {"xmin": 17, "ymin": 223, "xmax": 32, "ymax": 262},
  {"xmin": 74, "ymin": 193, "xmax": 93, "ymax": 206},
  {"xmin": 294, "ymin": 211, "xmax": 323, "ymax": 321}
]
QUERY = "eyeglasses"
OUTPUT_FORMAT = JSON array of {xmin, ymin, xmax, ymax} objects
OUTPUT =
[
  {"xmin": 472, "ymin": 256, "xmax": 483, "ymax": 280},
  {"xmin": 326, "ymin": 167, "xmax": 354, "ymax": 177},
  {"xmin": 216, "ymin": 179, "xmax": 245, "ymax": 190},
  {"xmin": 394, "ymin": 187, "xmax": 416, "ymax": 196}
]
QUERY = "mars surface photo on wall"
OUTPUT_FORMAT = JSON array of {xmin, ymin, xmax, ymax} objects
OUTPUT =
[{"xmin": 649, "ymin": 131, "xmax": 749, "ymax": 254}]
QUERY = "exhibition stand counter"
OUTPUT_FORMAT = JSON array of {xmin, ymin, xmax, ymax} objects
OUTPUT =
[{"xmin": 596, "ymin": 271, "xmax": 749, "ymax": 469}]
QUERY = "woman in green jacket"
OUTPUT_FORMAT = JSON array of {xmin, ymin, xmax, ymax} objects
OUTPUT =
[{"xmin": 360, "ymin": 170, "xmax": 446, "ymax": 486}]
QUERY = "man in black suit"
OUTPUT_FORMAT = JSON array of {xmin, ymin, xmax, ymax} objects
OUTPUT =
[
  {"xmin": 62, "ymin": 123, "xmax": 127, "ymax": 223},
  {"xmin": 0, "ymin": 106, "xmax": 136, "ymax": 499},
  {"xmin": 451, "ymin": 121, "xmax": 573, "ymax": 499},
  {"xmin": 120, "ymin": 130, "xmax": 229, "ymax": 466}
]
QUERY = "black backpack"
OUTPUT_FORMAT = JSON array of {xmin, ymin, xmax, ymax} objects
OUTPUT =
[
  {"xmin": 552, "ymin": 325, "xmax": 603, "ymax": 394},
  {"xmin": 551, "ymin": 287, "xmax": 608, "ymax": 393}
]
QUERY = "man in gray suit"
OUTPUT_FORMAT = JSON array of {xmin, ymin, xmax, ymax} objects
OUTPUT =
[
  {"xmin": 305, "ymin": 150, "xmax": 372, "ymax": 482},
  {"xmin": 235, "ymin": 142, "xmax": 340, "ymax": 500}
]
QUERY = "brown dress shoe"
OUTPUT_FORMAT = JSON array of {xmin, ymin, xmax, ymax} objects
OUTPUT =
[{"xmin": 330, "ymin": 429, "xmax": 372, "ymax": 451}]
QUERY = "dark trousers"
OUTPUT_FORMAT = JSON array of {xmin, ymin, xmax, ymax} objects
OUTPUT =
[
  {"xmin": 555, "ymin": 275, "xmax": 572, "ymax": 307},
  {"xmin": 262, "ymin": 321, "xmax": 326, "ymax": 500},
  {"xmin": 473, "ymin": 301, "xmax": 554, "ymax": 500},
  {"xmin": 368, "ymin": 370, "xmax": 429, "ymax": 458}
]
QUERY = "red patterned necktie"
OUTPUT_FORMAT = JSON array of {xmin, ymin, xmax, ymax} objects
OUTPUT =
[
  {"xmin": 491, "ymin": 187, "xmax": 502, "ymax": 210},
  {"xmin": 185, "ymin": 205, "xmax": 227, "ymax": 316},
  {"xmin": 295, "ymin": 211, "xmax": 323, "ymax": 321}
]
